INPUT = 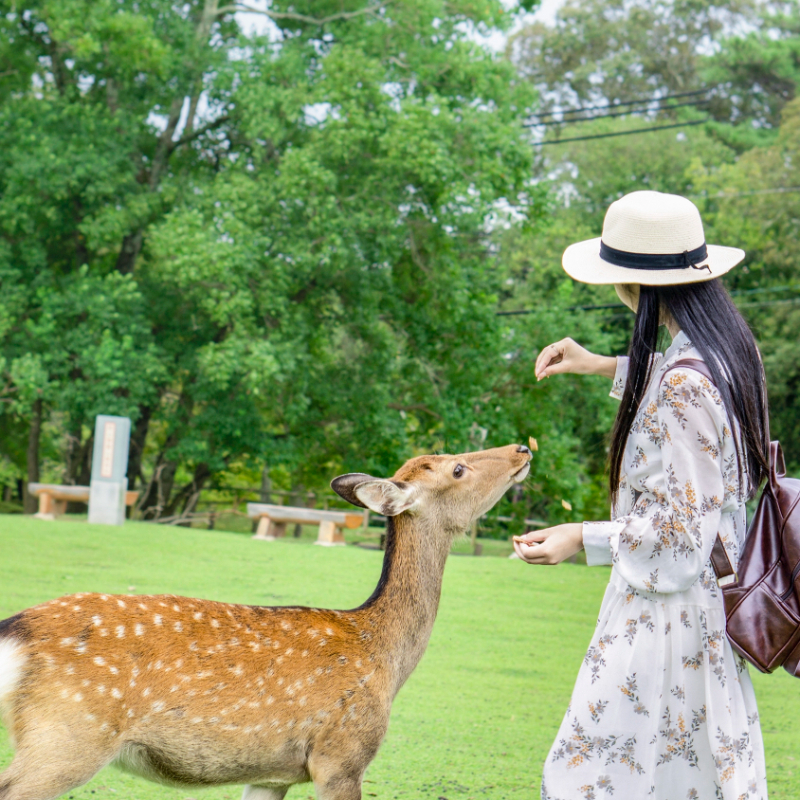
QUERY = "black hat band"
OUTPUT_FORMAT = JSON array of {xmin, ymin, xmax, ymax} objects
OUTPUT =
[{"xmin": 599, "ymin": 241, "xmax": 709, "ymax": 271}]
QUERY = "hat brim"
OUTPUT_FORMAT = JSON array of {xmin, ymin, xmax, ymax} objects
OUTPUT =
[{"xmin": 562, "ymin": 238, "xmax": 745, "ymax": 286}]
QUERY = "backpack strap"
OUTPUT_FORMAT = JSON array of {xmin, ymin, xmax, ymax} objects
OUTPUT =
[{"xmin": 660, "ymin": 358, "xmax": 737, "ymax": 586}]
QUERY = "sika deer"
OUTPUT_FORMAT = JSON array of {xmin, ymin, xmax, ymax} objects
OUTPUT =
[{"xmin": 0, "ymin": 444, "xmax": 531, "ymax": 800}]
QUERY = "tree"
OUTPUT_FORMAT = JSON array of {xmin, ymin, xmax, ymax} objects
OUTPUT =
[{"xmin": 0, "ymin": 0, "xmax": 542, "ymax": 516}]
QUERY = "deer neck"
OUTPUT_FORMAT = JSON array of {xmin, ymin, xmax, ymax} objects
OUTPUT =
[{"xmin": 359, "ymin": 513, "xmax": 452, "ymax": 693}]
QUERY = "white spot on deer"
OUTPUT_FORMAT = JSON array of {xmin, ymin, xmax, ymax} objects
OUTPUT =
[
  {"xmin": 170, "ymin": 684, "xmax": 178, "ymax": 693},
  {"xmin": 97, "ymin": 685, "xmax": 106, "ymax": 694},
  {"xmin": 110, "ymin": 666, "xmax": 119, "ymax": 675},
  {"xmin": 116, "ymin": 626, "xmax": 125, "ymax": 639},
  {"xmin": 100, "ymin": 722, "xmax": 109, "ymax": 731},
  {"xmin": 211, "ymin": 619, "xmax": 220, "ymax": 628},
  {"xmin": 280, "ymin": 621, "xmax": 291, "ymax": 631},
  {"xmin": 85, "ymin": 713, "xmax": 96, "ymax": 722},
  {"xmin": 116, "ymin": 600, "xmax": 126, "ymax": 609},
  {"xmin": 285, "ymin": 647, "xmax": 294, "ymax": 656},
  {"xmin": 326, "ymin": 627, "xmax": 334, "ymax": 636},
  {"xmin": 318, "ymin": 639, "xmax": 328, "ymax": 647},
  {"xmin": 247, "ymin": 701, "xmax": 261, "ymax": 709},
  {"xmin": 154, "ymin": 614, "xmax": 163, "ymax": 626},
  {"xmin": 154, "ymin": 660, "xmax": 163, "ymax": 670},
  {"xmin": 66, "ymin": 665, "xmax": 75, "ymax": 675},
  {"xmin": 60, "ymin": 688, "xmax": 69, "ymax": 699},
  {"xmin": 356, "ymin": 659, "xmax": 363, "ymax": 668},
  {"xmin": 143, "ymin": 687, "xmax": 151, "ymax": 697},
  {"xmin": 60, "ymin": 602, "xmax": 67, "ymax": 607},
  {"xmin": 75, "ymin": 642, "xmax": 88, "ymax": 655},
  {"xmin": 174, "ymin": 621, "xmax": 183, "ymax": 632},
  {"xmin": 299, "ymin": 696, "xmax": 308, "ymax": 707},
  {"xmin": 100, "ymin": 595, "xmax": 108, "ymax": 601},
  {"xmin": 132, "ymin": 666, "xmax": 140, "ymax": 677},
  {"xmin": 126, "ymin": 709, "xmax": 134, "ymax": 718},
  {"xmin": 135, "ymin": 624, "xmax": 145, "ymax": 636},
  {"xmin": 73, "ymin": 605, "xmax": 81, "ymax": 611},
  {"xmin": 266, "ymin": 696, "xmax": 275, "ymax": 705},
  {"xmin": 100, "ymin": 629, "xmax": 109, "ymax": 637},
  {"xmin": 72, "ymin": 692, "xmax": 83, "ymax": 702},
  {"xmin": 60, "ymin": 637, "xmax": 75, "ymax": 647},
  {"xmin": 193, "ymin": 612, "xmax": 203, "ymax": 621},
  {"xmin": 191, "ymin": 717, "xmax": 203, "ymax": 724},
  {"xmin": 111, "ymin": 688, "xmax": 122, "ymax": 699},
  {"xmin": 129, "ymin": 680, "xmax": 136, "ymax": 688},
  {"xmin": 189, "ymin": 641, "xmax": 198, "ymax": 652},
  {"xmin": 301, "ymin": 649, "xmax": 309, "ymax": 658},
  {"xmin": 175, "ymin": 658, "xmax": 184, "ymax": 669},
  {"xmin": 92, "ymin": 615, "xmax": 102, "ymax": 626},
  {"xmin": 277, "ymin": 677, "xmax": 284, "ymax": 686},
  {"xmin": 152, "ymin": 700, "xmax": 165, "ymax": 712},
  {"xmin": 82, "ymin": 679, "xmax": 91, "ymax": 687},
  {"xmin": 172, "ymin": 604, "xmax": 180, "ymax": 612}
]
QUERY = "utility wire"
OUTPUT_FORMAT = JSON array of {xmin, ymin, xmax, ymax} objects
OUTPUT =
[
  {"xmin": 527, "ymin": 88, "xmax": 712, "ymax": 122},
  {"xmin": 536, "ymin": 118, "xmax": 709, "ymax": 146},
  {"xmin": 498, "ymin": 286, "xmax": 800, "ymax": 317},
  {"xmin": 524, "ymin": 99, "xmax": 711, "ymax": 128}
]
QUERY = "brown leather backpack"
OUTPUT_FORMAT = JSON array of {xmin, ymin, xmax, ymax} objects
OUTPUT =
[{"xmin": 664, "ymin": 358, "xmax": 800, "ymax": 676}]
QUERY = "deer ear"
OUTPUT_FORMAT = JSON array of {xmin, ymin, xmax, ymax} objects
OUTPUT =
[
  {"xmin": 330, "ymin": 473, "xmax": 375, "ymax": 509},
  {"xmin": 353, "ymin": 479, "xmax": 417, "ymax": 517},
  {"xmin": 331, "ymin": 474, "xmax": 417, "ymax": 516}
]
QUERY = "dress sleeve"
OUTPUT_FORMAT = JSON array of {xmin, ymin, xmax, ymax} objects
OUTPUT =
[
  {"xmin": 582, "ymin": 368, "xmax": 730, "ymax": 594},
  {"xmin": 609, "ymin": 356, "xmax": 628, "ymax": 400}
]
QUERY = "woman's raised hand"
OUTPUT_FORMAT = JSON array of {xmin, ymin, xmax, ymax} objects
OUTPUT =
[{"xmin": 534, "ymin": 338, "xmax": 617, "ymax": 381}]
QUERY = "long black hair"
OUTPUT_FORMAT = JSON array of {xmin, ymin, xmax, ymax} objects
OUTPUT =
[{"xmin": 609, "ymin": 279, "xmax": 769, "ymax": 500}]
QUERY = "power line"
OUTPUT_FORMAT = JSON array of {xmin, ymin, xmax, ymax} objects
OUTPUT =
[
  {"xmin": 526, "ymin": 88, "xmax": 712, "ymax": 122},
  {"xmin": 524, "ymin": 99, "xmax": 710, "ymax": 128},
  {"xmin": 536, "ymin": 118, "xmax": 709, "ymax": 146},
  {"xmin": 498, "ymin": 286, "xmax": 800, "ymax": 317}
]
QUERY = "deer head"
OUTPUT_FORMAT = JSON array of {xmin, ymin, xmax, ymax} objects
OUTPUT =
[{"xmin": 331, "ymin": 443, "xmax": 532, "ymax": 534}]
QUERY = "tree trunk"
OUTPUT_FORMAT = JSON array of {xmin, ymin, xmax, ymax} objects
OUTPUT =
[
  {"xmin": 23, "ymin": 398, "xmax": 42, "ymax": 514},
  {"xmin": 127, "ymin": 406, "xmax": 152, "ymax": 490},
  {"xmin": 163, "ymin": 462, "xmax": 211, "ymax": 519}
]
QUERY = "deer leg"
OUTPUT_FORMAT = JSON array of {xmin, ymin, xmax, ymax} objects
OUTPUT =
[
  {"xmin": 242, "ymin": 785, "xmax": 290, "ymax": 800},
  {"xmin": 0, "ymin": 748, "xmax": 108, "ymax": 800},
  {"xmin": 313, "ymin": 778, "xmax": 362, "ymax": 800},
  {"xmin": 0, "ymin": 719, "xmax": 116, "ymax": 800}
]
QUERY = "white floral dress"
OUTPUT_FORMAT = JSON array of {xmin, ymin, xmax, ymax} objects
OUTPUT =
[{"xmin": 542, "ymin": 331, "xmax": 768, "ymax": 800}]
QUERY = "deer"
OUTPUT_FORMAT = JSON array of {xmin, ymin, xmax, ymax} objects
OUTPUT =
[{"xmin": 0, "ymin": 443, "xmax": 532, "ymax": 800}]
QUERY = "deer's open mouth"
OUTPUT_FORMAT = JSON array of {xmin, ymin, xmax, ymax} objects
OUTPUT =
[{"xmin": 511, "ymin": 463, "xmax": 530, "ymax": 483}]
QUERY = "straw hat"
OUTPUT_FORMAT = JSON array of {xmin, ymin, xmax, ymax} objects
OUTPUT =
[{"xmin": 562, "ymin": 190, "xmax": 744, "ymax": 286}]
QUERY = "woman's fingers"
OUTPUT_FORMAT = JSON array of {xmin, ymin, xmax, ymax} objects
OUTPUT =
[{"xmin": 535, "ymin": 342, "xmax": 567, "ymax": 380}]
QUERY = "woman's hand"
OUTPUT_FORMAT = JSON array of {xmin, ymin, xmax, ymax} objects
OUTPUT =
[
  {"xmin": 513, "ymin": 523, "xmax": 584, "ymax": 565},
  {"xmin": 535, "ymin": 338, "xmax": 617, "ymax": 381}
]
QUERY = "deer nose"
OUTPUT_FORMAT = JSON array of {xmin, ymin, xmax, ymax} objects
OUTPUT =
[{"xmin": 517, "ymin": 445, "xmax": 532, "ymax": 456}]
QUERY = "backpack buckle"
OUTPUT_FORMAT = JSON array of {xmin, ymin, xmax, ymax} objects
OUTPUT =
[{"xmin": 718, "ymin": 573, "xmax": 737, "ymax": 588}]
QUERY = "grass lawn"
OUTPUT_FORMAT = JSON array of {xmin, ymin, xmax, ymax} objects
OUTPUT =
[{"xmin": 0, "ymin": 515, "xmax": 797, "ymax": 799}]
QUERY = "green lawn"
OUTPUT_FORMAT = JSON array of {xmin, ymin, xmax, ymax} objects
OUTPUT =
[{"xmin": 0, "ymin": 515, "xmax": 797, "ymax": 799}]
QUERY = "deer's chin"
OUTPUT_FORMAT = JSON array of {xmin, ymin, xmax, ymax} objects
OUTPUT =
[{"xmin": 511, "ymin": 463, "xmax": 530, "ymax": 483}]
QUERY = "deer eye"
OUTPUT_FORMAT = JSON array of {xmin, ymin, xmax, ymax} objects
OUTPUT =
[{"xmin": 453, "ymin": 464, "xmax": 465, "ymax": 479}]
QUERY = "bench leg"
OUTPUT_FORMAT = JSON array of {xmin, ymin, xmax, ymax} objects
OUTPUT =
[
  {"xmin": 34, "ymin": 492, "xmax": 57, "ymax": 521},
  {"xmin": 315, "ymin": 520, "xmax": 345, "ymax": 547},
  {"xmin": 252, "ymin": 518, "xmax": 287, "ymax": 541},
  {"xmin": 252, "ymin": 516, "xmax": 271, "ymax": 540}
]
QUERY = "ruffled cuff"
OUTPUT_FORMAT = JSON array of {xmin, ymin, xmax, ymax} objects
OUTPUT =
[
  {"xmin": 582, "ymin": 520, "xmax": 625, "ymax": 566},
  {"xmin": 610, "ymin": 356, "xmax": 628, "ymax": 400}
]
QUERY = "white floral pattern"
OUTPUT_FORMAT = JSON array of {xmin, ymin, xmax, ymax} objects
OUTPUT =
[{"xmin": 542, "ymin": 332, "xmax": 768, "ymax": 800}]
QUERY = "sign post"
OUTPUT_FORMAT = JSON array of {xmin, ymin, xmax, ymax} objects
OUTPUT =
[{"xmin": 88, "ymin": 415, "xmax": 131, "ymax": 526}]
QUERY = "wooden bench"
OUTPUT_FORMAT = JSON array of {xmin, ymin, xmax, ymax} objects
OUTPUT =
[
  {"xmin": 28, "ymin": 483, "xmax": 139, "ymax": 521},
  {"xmin": 246, "ymin": 503, "xmax": 365, "ymax": 546}
]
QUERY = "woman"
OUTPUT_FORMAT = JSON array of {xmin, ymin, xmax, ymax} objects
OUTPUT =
[{"xmin": 515, "ymin": 191, "xmax": 770, "ymax": 800}]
